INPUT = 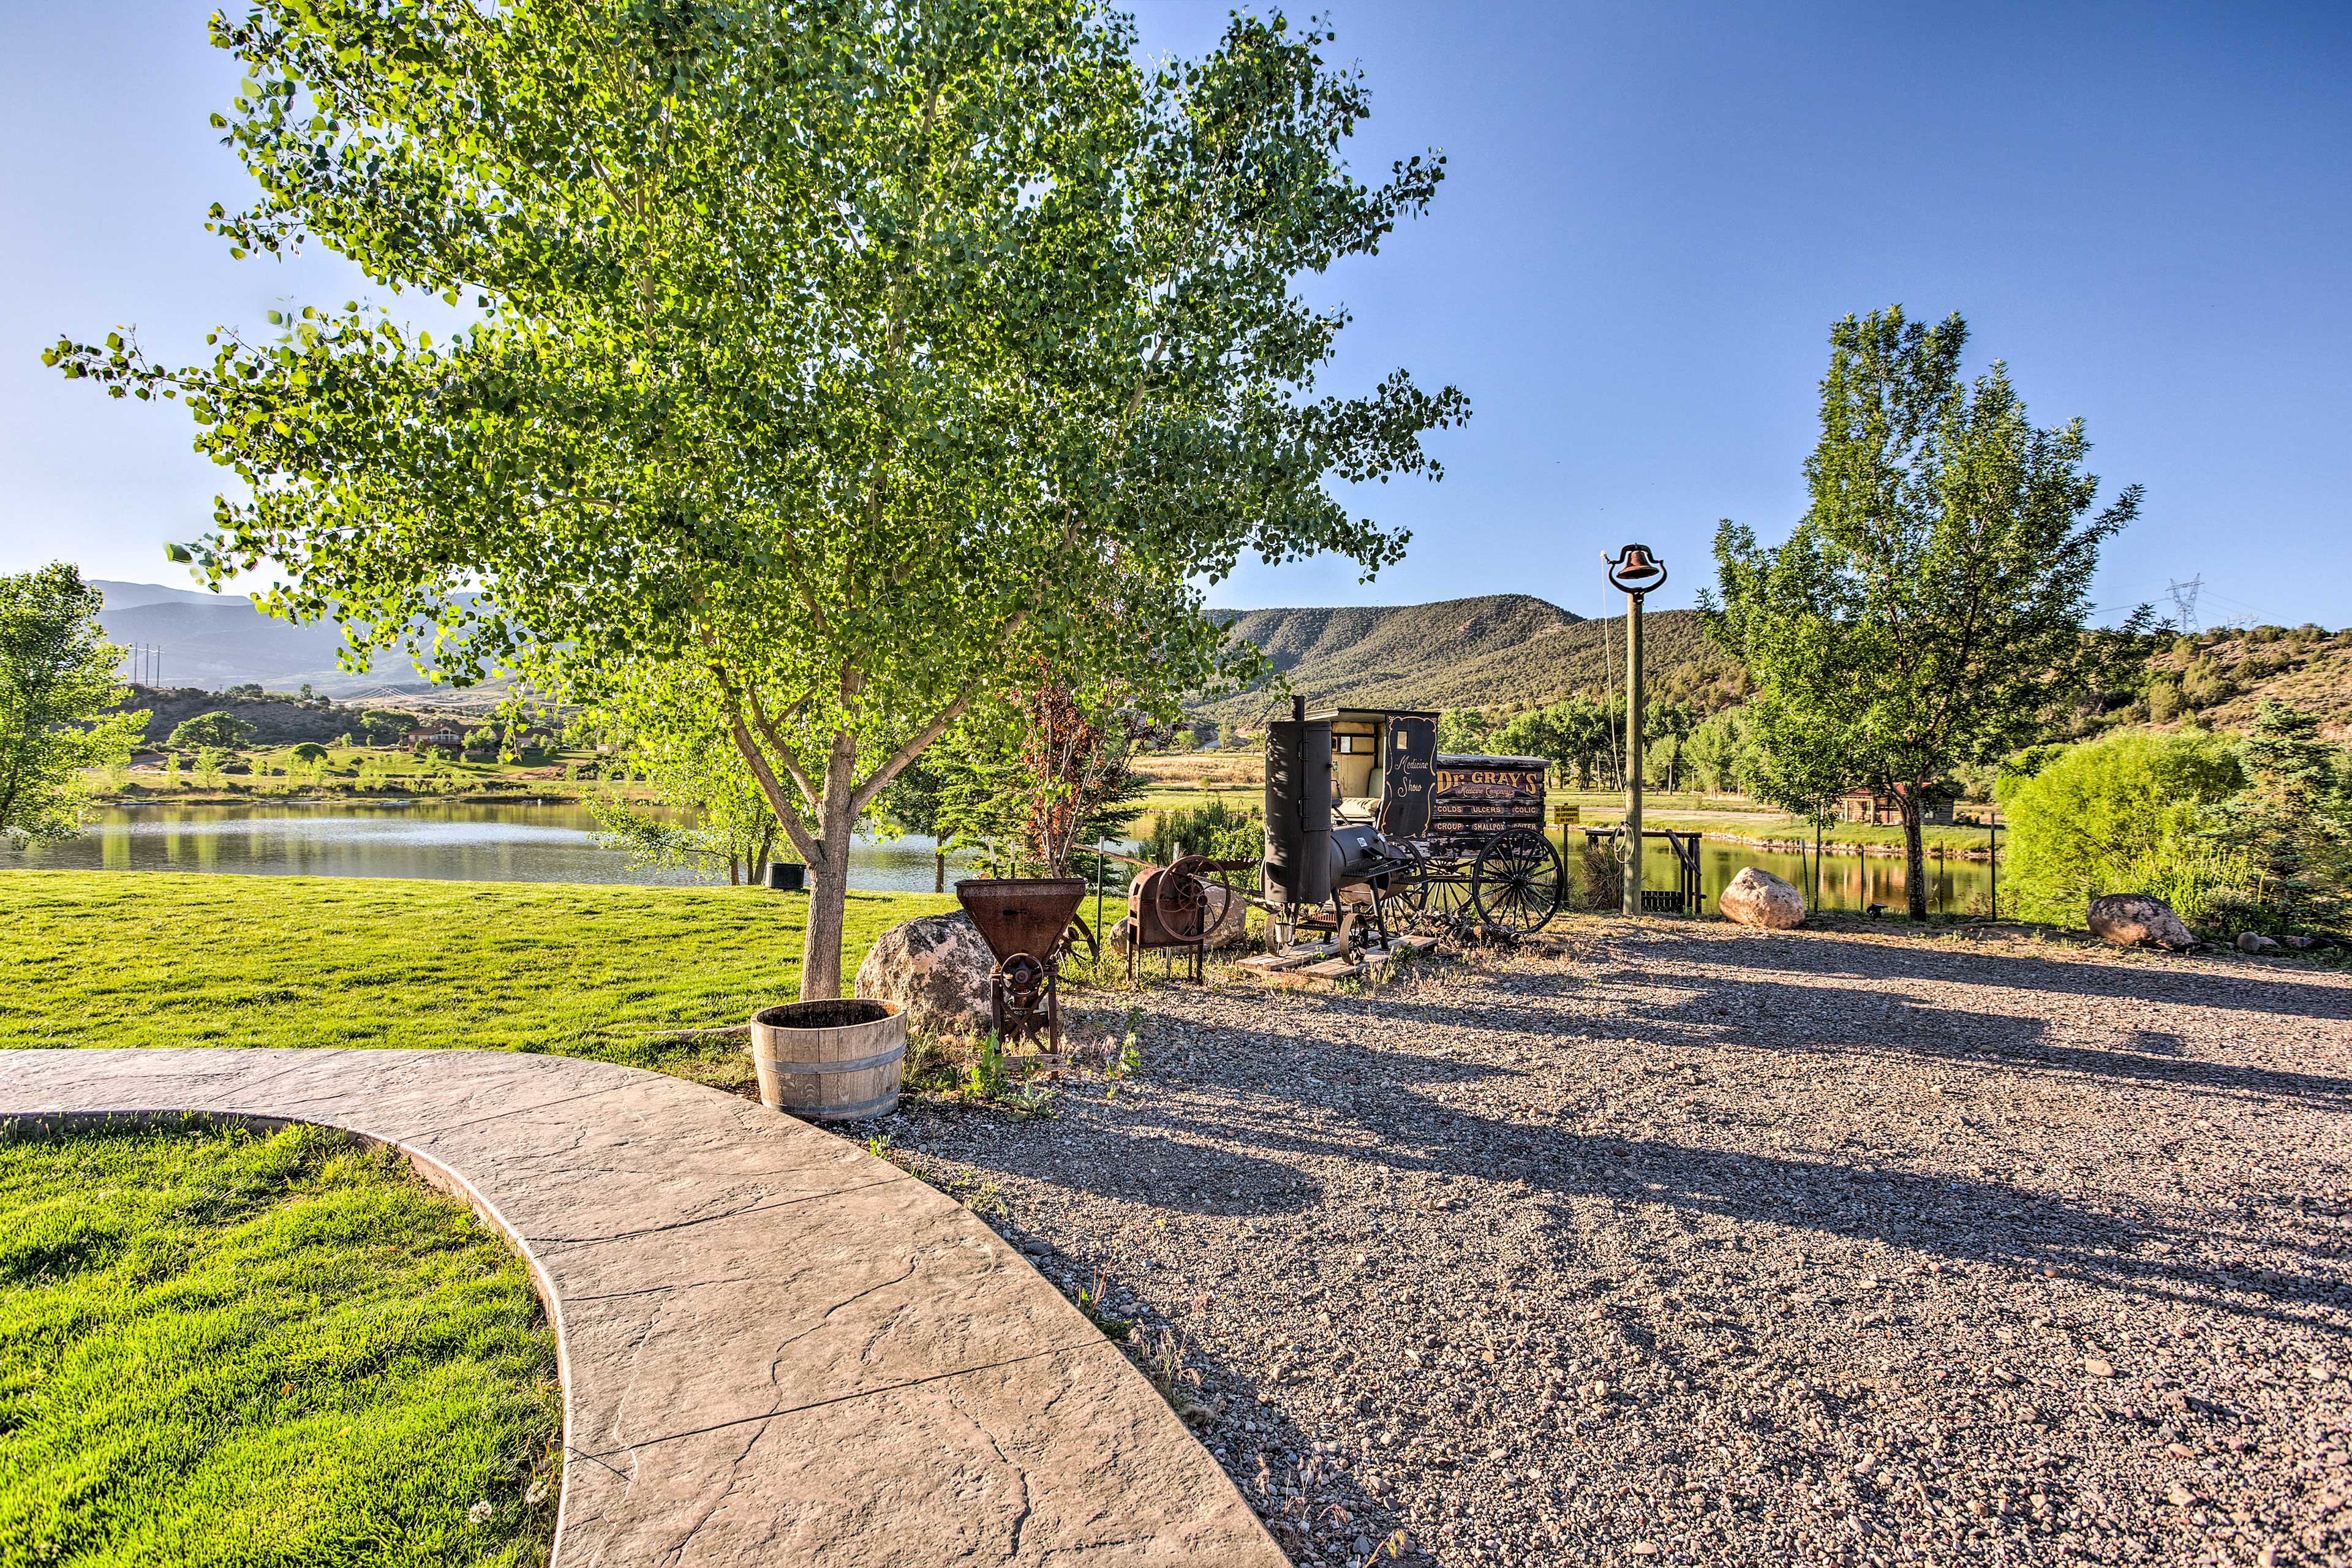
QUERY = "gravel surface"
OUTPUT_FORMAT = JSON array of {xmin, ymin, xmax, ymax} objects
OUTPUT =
[{"xmin": 884, "ymin": 921, "xmax": 2352, "ymax": 1568}]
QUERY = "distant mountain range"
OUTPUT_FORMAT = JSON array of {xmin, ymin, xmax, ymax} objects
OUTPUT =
[
  {"xmin": 92, "ymin": 580, "xmax": 425, "ymax": 696},
  {"xmin": 89, "ymin": 578, "xmax": 1742, "ymax": 715},
  {"xmin": 90, "ymin": 579, "xmax": 2346, "ymax": 735},
  {"xmin": 1192, "ymin": 594, "xmax": 1741, "ymax": 723}
]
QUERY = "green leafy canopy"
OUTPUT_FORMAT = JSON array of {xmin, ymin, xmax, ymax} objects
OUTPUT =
[
  {"xmin": 0, "ymin": 565, "xmax": 146, "ymax": 849},
  {"xmin": 53, "ymin": 0, "xmax": 1466, "ymax": 992},
  {"xmin": 1704, "ymin": 306, "xmax": 2146, "ymax": 918}
]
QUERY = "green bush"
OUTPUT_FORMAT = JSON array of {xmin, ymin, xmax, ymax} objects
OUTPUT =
[
  {"xmin": 1996, "ymin": 728, "xmax": 2244, "ymax": 927},
  {"xmin": 1141, "ymin": 797, "xmax": 1261, "ymax": 864}
]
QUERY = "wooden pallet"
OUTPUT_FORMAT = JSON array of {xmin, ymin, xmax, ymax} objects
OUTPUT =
[{"xmin": 1239, "ymin": 934, "xmax": 1440, "ymax": 987}]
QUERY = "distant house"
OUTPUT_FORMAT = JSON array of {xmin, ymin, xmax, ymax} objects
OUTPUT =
[
  {"xmin": 1838, "ymin": 785, "xmax": 1954, "ymax": 827},
  {"xmin": 409, "ymin": 722, "xmax": 470, "ymax": 753}
]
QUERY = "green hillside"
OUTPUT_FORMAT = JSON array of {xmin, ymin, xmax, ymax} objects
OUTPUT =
[
  {"xmin": 1191, "ymin": 594, "xmax": 2352, "ymax": 741},
  {"xmin": 1193, "ymin": 597, "xmax": 1744, "ymax": 725}
]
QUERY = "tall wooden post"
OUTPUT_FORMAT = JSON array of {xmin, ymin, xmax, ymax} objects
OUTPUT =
[
  {"xmin": 1603, "ymin": 545, "xmax": 1667, "ymax": 919},
  {"xmin": 1623, "ymin": 587, "xmax": 1644, "ymax": 917}
]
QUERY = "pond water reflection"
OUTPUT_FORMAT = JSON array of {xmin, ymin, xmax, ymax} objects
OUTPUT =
[
  {"xmin": 20, "ymin": 802, "xmax": 985, "ymax": 893},
  {"xmin": 23, "ymin": 802, "xmax": 1999, "ymax": 913},
  {"xmin": 1606, "ymin": 833, "xmax": 1996, "ymax": 918}
]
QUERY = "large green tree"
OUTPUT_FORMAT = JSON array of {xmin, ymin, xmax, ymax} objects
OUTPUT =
[
  {"xmin": 1706, "ymin": 307, "xmax": 2144, "ymax": 919},
  {"xmin": 0, "ymin": 565, "xmax": 146, "ymax": 849},
  {"xmin": 167, "ymin": 711, "xmax": 256, "ymax": 750},
  {"xmin": 56, "ymin": 1, "xmax": 1464, "ymax": 996}
]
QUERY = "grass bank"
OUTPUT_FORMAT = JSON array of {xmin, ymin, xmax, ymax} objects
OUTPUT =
[
  {"xmin": 1, "ymin": 872, "xmax": 952, "ymax": 1092},
  {"xmin": 0, "ymin": 1120, "xmax": 557, "ymax": 1567}
]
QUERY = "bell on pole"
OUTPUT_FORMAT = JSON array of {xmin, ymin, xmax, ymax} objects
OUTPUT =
[{"xmin": 1600, "ymin": 544, "xmax": 1668, "ymax": 916}]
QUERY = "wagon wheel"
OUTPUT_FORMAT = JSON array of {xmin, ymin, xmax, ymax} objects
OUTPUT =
[
  {"xmin": 1471, "ymin": 829, "xmax": 1562, "ymax": 933},
  {"xmin": 1155, "ymin": 855, "xmax": 1215, "ymax": 942},
  {"xmin": 1414, "ymin": 849, "xmax": 1480, "ymax": 930}
]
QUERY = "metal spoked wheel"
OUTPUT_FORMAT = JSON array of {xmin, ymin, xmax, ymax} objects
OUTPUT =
[
  {"xmin": 1471, "ymin": 828, "xmax": 1563, "ymax": 933},
  {"xmin": 1409, "ymin": 847, "xmax": 1479, "ymax": 930},
  {"xmin": 1155, "ymin": 854, "xmax": 1215, "ymax": 942}
]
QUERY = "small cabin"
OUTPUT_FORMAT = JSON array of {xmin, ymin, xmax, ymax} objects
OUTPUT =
[{"xmin": 1838, "ymin": 785, "xmax": 1954, "ymax": 827}]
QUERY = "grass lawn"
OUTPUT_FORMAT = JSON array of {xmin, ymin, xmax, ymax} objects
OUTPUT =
[
  {"xmin": 0, "ymin": 1120, "xmax": 558, "ymax": 1567},
  {"xmin": 1, "ymin": 872, "xmax": 952, "ymax": 1091}
]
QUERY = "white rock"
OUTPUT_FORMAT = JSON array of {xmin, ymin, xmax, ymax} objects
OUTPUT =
[
  {"xmin": 2237, "ymin": 930, "xmax": 2279, "ymax": 954},
  {"xmin": 2086, "ymin": 893, "xmax": 2196, "ymax": 951},
  {"xmin": 854, "ymin": 911, "xmax": 995, "ymax": 1038},
  {"xmin": 1718, "ymin": 866, "xmax": 1806, "ymax": 929}
]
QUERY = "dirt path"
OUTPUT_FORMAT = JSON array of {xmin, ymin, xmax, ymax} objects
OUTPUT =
[{"xmin": 888, "ymin": 924, "xmax": 2352, "ymax": 1568}]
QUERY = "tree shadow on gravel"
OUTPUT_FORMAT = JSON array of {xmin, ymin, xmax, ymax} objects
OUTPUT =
[
  {"xmin": 1015, "ymin": 1022, "xmax": 2351, "ymax": 1332},
  {"xmin": 1282, "ymin": 970, "xmax": 2352, "ymax": 1108},
  {"xmin": 1683, "ymin": 929, "xmax": 2352, "ymax": 1022}
]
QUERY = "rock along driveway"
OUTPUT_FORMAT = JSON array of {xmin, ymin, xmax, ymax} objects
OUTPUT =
[{"xmin": 0, "ymin": 1048, "xmax": 1284, "ymax": 1567}]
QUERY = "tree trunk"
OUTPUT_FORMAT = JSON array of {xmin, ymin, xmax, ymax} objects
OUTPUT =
[
  {"xmin": 1902, "ymin": 792, "xmax": 1929, "ymax": 921},
  {"xmin": 798, "ymin": 740, "xmax": 861, "ymax": 1001}
]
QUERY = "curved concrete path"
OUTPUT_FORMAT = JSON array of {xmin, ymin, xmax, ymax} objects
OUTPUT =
[{"xmin": 1, "ymin": 1049, "xmax": 1287, "ymax": 1567}]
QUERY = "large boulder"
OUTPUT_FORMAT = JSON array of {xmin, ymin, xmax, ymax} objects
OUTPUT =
[
  {"xmin": 854, "ymin": 911, "xmax": 994, "ymax": 1038},
  {"xmin": 2086, "ymin": 893, "xmax": 2195, "ymax": 951},
  {"xmin": 1718, "ymin": 866, "xmax": 1806, "ymax": 929}
]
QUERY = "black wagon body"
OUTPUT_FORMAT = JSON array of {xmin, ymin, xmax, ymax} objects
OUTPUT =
[{"xmin": 1260, "ymin": 706, "xmax": 1564, "ymax": 938}]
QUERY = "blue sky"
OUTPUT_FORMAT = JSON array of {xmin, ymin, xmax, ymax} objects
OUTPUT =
[{"xmin": 2, "ymin": 1, "xmax": 2345, "ymax": 628}]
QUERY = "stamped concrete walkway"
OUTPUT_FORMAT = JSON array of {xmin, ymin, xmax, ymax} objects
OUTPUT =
[{"xmin": 1, "ymin": 1049, "xmax": 1286, "ymax": 1567}]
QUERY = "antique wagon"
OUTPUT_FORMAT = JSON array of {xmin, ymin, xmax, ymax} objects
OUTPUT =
[{"xmin": 1259, "ymin": 702, "xmax": 1565, "ymax": 944}]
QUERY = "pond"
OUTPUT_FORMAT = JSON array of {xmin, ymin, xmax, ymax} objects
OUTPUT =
[
  {"xmin": 20, "ymin": 802, "xmax": 986, "ymax": 893},
  {"xmin": 24, "ymin": 803, "xmax": 2001, "ymax": 916},
  {"xmin": 1606, "ymin": 833, "xmax": 1999, "ymax": 918}
]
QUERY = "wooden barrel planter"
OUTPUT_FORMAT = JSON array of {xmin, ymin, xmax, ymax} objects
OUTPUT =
[{"xmin": 748, "ymin": 999, "xmax": 907, "ymax": 1121}]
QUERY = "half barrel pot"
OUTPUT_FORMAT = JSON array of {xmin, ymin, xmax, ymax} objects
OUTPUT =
[{"xmin": 748, "ymin": 998, "xmax": 907, "ymax": 1120}]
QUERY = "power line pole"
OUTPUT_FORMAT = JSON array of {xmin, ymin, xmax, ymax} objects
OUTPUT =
[{"xmin": 2165, "ymin": 576, "xmax": 2203, "ymax": 635}]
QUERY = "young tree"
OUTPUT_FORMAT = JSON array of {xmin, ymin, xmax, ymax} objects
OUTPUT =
[
  {"xmin": 2203, "ymin": 700, "xmax": 2352, "ymax": 933},
  {"xmin": 0, "ymin": 565, "xmax": 146, "ymax": 848},
  {"xmin": 58, "ymin": 1, "xmax": 1463, "ymax": 998},
  {"xmin": 1706, "ymin": 307, "xmax": 2144, "ymax": 919},
  {"xmin": 1643, "ymin": 699, "xmax": 1698, "ymax": 793},
  {"xmin": 1739, "ymin": 701, "xmax": 1856, "ymax": 913},
  {"xmin": 1681, "ymin": 706, "xmax": 1752, "ymax": 794}
]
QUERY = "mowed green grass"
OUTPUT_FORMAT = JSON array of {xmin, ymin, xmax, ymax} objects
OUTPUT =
[
  {"xmin": 0, "ymin": 1121, "xmax": 558, "ymax": 1567},
  {"xmin": 1, "ymin": 872, "xmax": 954, "ymax": 1088}
]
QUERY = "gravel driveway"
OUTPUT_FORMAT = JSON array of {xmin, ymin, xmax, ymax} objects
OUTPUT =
[{"xmin": 886, "ymin": 921, "xmax": 2352, "ymax": 1568}]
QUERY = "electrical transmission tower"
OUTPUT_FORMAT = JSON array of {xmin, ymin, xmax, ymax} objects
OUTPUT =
[{"xmin": 2165, "ymin": 576, "xmax": 2203, "ymax": 635}]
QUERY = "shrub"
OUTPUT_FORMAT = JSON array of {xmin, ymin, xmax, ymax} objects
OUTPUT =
[
  {"xmin": 1996, "ymin": 729, "xmax": 2244, "ymax": 928},
  {"xmin": 1141, "ymin": 797, "xmax": 1260, "ymax": 864},
  {"xmin": 2202, "ymin": 701, "xmax": 2352, "ymax": 934},
  {"xmin": 2180, "ymin": 656, "xmax": 2234, "ymax": 709}
]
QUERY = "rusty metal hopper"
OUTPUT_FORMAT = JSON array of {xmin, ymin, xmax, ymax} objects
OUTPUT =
[{"xmin": 955, "ymin": 878, "xmax": 1087, "ymax": 963}]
